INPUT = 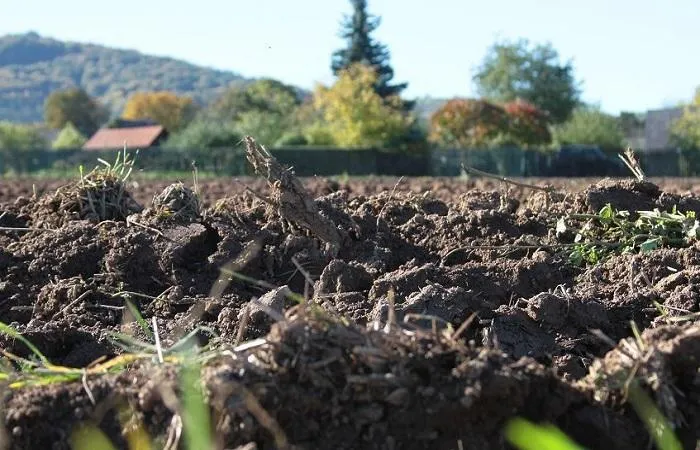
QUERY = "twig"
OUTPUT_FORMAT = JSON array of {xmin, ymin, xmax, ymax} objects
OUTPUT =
[
  {"xmin": 81, "ymin": 370, "xmax": 96, "ymax": 405},
  {"xmin": 443, "ymin": 240, "xmax": 623, "ymax": 255},
  {"xmin": 84, "ymin": 304, "xmax": 125, "ymax": 311},
  {"xmin": 55, "ymin": 291, "xmax": 92, "ymax": 318},
  {"xmin": 461, "ymin": 164, "xmax": 554, "ymax": 192},
  {"xmin": 126, "ymin": 218, "xmax": 171, "ymax": 241},
  {"xmin": 153, "ymin": 317, "xmax": 164, "ymax": 364},
  {"xmin": 451, "ymin": 312, "xmax": 478, "ymax": 341},
  {"xmin": 0, "ymin": 227, "xmax": 57, "ymax": 233},
  {"xmin": 234, "ymin": 304, "xmax": 251, "ymax": 347},
  {"xmin": 291, "ymin": 256, "xmax": 315, "ymax": 297}
]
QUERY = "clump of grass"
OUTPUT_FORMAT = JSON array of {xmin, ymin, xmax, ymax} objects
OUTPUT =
[
  {"xmin": 619, "ymin": 147, "xmax": 646, "ymax": 181},
  {"xmin": 556, "ymin": 203, "xmax": 700, "ymax": 265},
  {"xmin": 51, "ymin": 147, "xmax": 142, "ymax": 222},
  {"xmin": 0, "ymin": 321, "xmax": 148, "ymax": 389},
  {"xmin": 151, "ymin": 182, "xmax": 200, "ymax": 220}
]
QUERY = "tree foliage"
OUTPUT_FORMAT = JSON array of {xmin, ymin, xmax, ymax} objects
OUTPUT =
[
  {"xmin": 501, "ymin": 100, "xmax": 552, "ymax": 147},
  {"xmin": 204, "ymin": 78, "xmax": 302, "ymax": 146},
  {"xmin": 552, "ymin": 106, "xmax": 624, "ymax": 150},
  {"xmin": 0, "ymin": 122, "xmax": 47, "ymax": 150},
  {"xmin": 428, "ymin": 98, "xmax": 509, "ymax": 148},
  {"xmin": 473, "ymin": 39, "xmax": 580, "ymax": 124},
  {"xmin": 51, "ymin": 122, "xmax": 87, "ymax": 149},
  {"xmin": 122, "ymin": 91, "xmax": 197, "ymax": 132},
  {"xmin": 332, "ymin": 0, "xmax": 411, "ymax": 110},
  {"xmin": 209, "ymin": 79, "xmax": 300, "ymax": 122},
  {"xmin": 44, "ymin": 87, "xmax": 108, "ymax": 136},
  {"xmin": 310, "ymin": 63, "xmax": 413, "ymax": 148},
  {"xmin": 165, "ymin": 120, "xmax": 242, "ymax": 149},
  {"xmin": 670, "ymin": 90, "xmax": 700, "ymax": 150}
]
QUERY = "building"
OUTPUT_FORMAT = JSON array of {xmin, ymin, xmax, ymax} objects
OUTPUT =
[
  {"xmin": 83, "ymin": 125, "xmax": 168, "ymax": 150},
  {"xmin": 643, "ymin": 107, "xmax": 684, "ymax": 151}
]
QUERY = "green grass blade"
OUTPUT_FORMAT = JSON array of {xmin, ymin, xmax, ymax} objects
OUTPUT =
[
  {"xmin": 627, "ymin": 383, "xmax": 683, "ymax": 450},
  {"xmin": 107, "ymin": 331, "xmax": 156, "ymax": 353},
  {"xmin": 124, "ymin": 299, "xmax": 154, "ymax": 341},
  {"xmin": 181, "ymin": 360, "xmax": 212, "ymax": 450},
  {"xmin": 0, "ymin": 322, "xmax": 50, "ymax": 366},
  {"xmin": 504, "ymin": 418, "xmax": 585, "ymax": 450}
]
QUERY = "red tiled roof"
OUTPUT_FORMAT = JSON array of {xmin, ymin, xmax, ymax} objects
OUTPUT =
[{"xmin": 83, "ymin": 125, "xmax": 166, "ymax": 150}]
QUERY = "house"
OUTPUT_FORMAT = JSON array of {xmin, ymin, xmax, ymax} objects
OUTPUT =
[
  {"xmin": 643, "ymin": 107, "xmax": 684, "ymax": 151},
  {"xmin": 83, "ymin": 125, "xmax": 168, "ymax": 150}
]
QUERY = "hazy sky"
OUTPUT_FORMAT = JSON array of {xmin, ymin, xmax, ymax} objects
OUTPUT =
[{"xmin": 2, "ymin": 0, "xmax": 699, "ymax": 114}]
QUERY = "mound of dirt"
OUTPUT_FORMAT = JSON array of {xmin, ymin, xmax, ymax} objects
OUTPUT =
[{"xmin": 3, "ymin": 164, "xmax": 700, "ymax": 449}]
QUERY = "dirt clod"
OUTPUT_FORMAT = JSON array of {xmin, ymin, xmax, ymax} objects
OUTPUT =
[{"xmin": 2, "ymin": 175, "xmax": 700, "ymax": 449}]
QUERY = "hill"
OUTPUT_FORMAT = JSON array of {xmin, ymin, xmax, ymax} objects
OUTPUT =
[{"xmin": 0, "ymin": 32, "xmax": 248, "ymax": 123}]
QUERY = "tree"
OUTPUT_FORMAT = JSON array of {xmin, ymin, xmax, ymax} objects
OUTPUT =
[
  {"xmin": 165, "ymin": 120, "xmax": 242, "ymax": 149},
  {"xmin": 670, "ymin": 90, "xmax": 700, "ymax": 150},
  {"xmin": 52, "ymin": 122, "xmax": 87, "ymax": 149},
  {"xmin": 501, "ymin": 100, "xmax": 552, "ymax": 147},
  {"xmin": 209, "ymin": 79, "xmax": 300, "ymax": 122},
  {"xmin": 205, "ymin": 79, "xmax": 302, "ymax": 145},
  {"xmin": 428, "ymin": 98, "xmax": 509, "ymax": 148},
  {"xmin": 332, "ymin": 0, "xmax": 412, "ymax": 110},
  {"xmin": 473, "ymin": 39, "xmax": 581, "ymax": 124},
  {"xmin": 122, "ymin": 91, "xmax": 197, "ymax": 132},
  {"xmin": 0, "ymin": 122, "xmax": 47, "ymax": 150},
  {"xmin": 234, "ymin": 111, "xmax": 289, "ymax": 147},
  {"xmin": 552, "ymin": 106, "xmax": 625, "ymax": 150},
  {"xmin": 44, "ymin": 88, "xmax": 108, "ymax": 136},
  {"xmin": 310, "ymin": 63, "xmax": 413, "ymax": 148}
]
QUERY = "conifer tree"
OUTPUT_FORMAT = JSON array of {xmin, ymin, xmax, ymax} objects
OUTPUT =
[{"xmin": 331, "ymin": 0, "xmax": 413, "ymax": 110}]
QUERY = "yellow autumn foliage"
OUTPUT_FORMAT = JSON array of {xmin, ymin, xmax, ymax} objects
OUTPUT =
[
  {"xmin": 122, "ymin": 91, "xmax": 196, "ymax": 132},
  {"xmin": 310, "ymin": 64, "xmax": 412, "ymax": 147}
]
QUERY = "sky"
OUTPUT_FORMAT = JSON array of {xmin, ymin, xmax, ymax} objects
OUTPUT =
[{"xmin": 2, "ymin": 0, "xmax": 699, "ymax": 114}]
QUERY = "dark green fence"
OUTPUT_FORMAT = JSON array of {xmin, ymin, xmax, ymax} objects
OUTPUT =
[{"xmin": 0, "ymin": 146, "xmax": 697, "ymax": 177}]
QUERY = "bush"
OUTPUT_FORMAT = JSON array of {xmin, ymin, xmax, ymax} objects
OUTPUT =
[
  {"xmin": 670, "ymin": 89, "xmax": 700, "ymax": 150},
  {"xmin": 275, "ymin": 132, "xmax": 309, "ymax": 147},
  {"xmin": 428, "ymin": 98, "xmax": 509, "ymax": 148},
  {"xmin": 310, "ymin": 63, "xmax": 413, "ymax": 148},
  {"xmin": 165, "ymin": 120, "xmax": 242, "ymax": 149},
  {"xmin": 0, "ymin": 121, "xmax": 47, "ymax": 150},
  {"xmin": 501, "ymin": 100, "xmax": 552, "ymax": 147},
  {"xmin": 552, "ymin": 106, "xmax": 624, "ymax": 150},
  {"xmin": 52, "ymin": 122, "xmax": 87, "ymax": 149}
]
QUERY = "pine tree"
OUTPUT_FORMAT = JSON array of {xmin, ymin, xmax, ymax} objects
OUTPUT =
[{"xmin": 331, "ymin": 0, "xmax": 413, "ymax": 110}]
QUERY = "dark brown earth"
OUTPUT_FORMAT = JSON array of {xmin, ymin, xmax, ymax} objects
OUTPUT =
[{"xmin": 1, "ymin": 174, "xmax": 700, "ymax": 449}]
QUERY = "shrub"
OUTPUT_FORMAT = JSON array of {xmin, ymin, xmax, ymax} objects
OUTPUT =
[
  {"xmin": 52, "ymin": 122, "xmax": 87, "ymax": 149},
  {"xmin": 552, "ymin": 106, "xmax": 624, "ymax": 150},
  {"xmin": 165, "ymin": 120, "xmax": 242, "ymax": 149},
  {"xmin": 275, "ymin": 132, "xmax": 309, "ymax": 147},
  {"xmin": 310, "ymin": 63, "xmax": 413, "ymax": 148},
  {"xmin": 501, "ymin": 99, "xmax": 552, "ymax": 147},
  {"xmin": 428, "ymin": 98, "xmax": 508, "ymax": 148}
]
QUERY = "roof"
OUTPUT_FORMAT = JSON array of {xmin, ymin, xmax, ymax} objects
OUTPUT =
[{"xmin": 83, "ymin": 125, "xmax": 166, "ymax": 150}]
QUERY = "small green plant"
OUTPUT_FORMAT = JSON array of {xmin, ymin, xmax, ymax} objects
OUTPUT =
[
  {"xmin": 0, "ymin": 322, "xmax": 145, "ymax": 389},
  {"xmin": 557, "ymin": 204, "xmax": 700, "ymax": 265}
]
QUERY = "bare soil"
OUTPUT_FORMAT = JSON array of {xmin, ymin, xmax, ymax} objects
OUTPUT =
[{"xmin": 1, "ymin": 174, "xmax": 700, "ymax": 449}]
